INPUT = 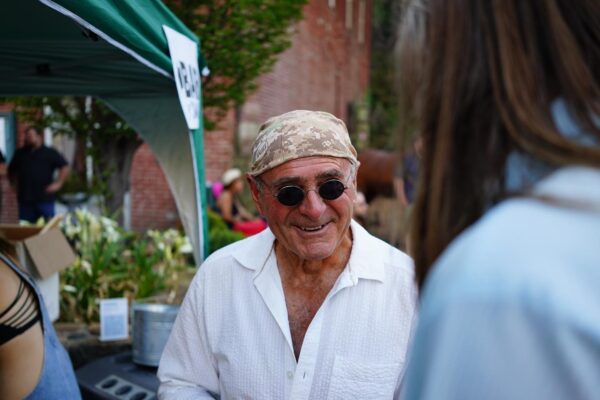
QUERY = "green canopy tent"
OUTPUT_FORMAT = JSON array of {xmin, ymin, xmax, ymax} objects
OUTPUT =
[{"xmin": 0, "ymin": 0, "xmax": 208, "ymax": 262}]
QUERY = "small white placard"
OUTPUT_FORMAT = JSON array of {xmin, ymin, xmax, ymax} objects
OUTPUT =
[
  {"xmin": 99, "ymin": 298, "xmax": 128, "ymax": 342},
  {"xmin": 163, "ymin": 25, "xmax": 201, "ymax": 130}
]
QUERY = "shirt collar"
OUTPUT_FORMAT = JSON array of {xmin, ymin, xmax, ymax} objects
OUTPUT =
[
  {"xmin": 233, "ymin": 219, "xmax": 386, "ymax": 283},
  {"xmin": 346, "ymin": 220, "xmax": 386, "ymax": 283},
  {"xmin": 533, "ymin": 166, "xmax": 600, "ymax": 209},
  {"xmin": 232, "ymin": 227, "xmax": 277, "ymax": 274}
]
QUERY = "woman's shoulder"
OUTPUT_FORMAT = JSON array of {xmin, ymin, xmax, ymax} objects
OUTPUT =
[
  {"xmin": 0, "ymin": 259, "xmax": 21, "ymax": 309},
  {"xmin": 216, "ymin": 189, "xmax": 233, "ymax": 207},
  {"xmin": 423, "ymin": 186, "xmax": 600, "ymax": 321},
  {"xmin": 217, "ymin": 189, "xmax": 233, "ymax": 200}
]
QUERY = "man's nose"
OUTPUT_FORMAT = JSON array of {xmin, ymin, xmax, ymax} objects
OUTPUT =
[{"xmin": 298, "ymin": 189, "xmax": 326, "ymax": 219}]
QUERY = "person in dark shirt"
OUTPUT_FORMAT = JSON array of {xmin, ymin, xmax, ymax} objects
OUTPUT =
[
  {"xmin": 393, "ymin": 136, "xmax": 422, "ymax": 207},
  {"xmin": 8, "ymin": 126, "xmax": 69, "ymax": 223}
]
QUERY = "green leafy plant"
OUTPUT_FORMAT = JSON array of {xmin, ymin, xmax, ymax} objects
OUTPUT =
[
  {"xmin": 59, "ymin": 210, "xmax": 194, "ymax": 323},
  {"xmin": 164, "ymin": 0, "xmax": 308, "ymax": 126},
  {"xmin": 59, "ymin": 208, "xmax": 247, "ymax": 323},
  {"xmin": 207, "ymin": 209, "xmax": 245, "ymax": 254}
]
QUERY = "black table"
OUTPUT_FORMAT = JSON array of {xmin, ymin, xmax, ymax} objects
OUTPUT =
[{"xmin": 76, "ymin": 352, "xmax": 158, "ymax": 400}]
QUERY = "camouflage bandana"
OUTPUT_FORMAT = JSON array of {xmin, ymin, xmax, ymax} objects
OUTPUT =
[{"xmin": 249, "ymin": 110, "xmax": 358, "ymax": 176}]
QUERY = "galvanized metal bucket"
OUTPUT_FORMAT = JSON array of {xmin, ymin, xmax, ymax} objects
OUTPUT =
[{"xmin": 131, "ymin": 303, "xmax": 180, "ymax": 367}]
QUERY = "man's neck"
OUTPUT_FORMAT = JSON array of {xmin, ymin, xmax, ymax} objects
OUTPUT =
[
  {"xmin": 27, "ymin": 142, "xmax": 42, "ymax": 150},
  {"xmin": 275, "ymin": 231, "xmax": 353, "ymax": 360},
  {"xmin": 275, "ymin": 233, "xmax": 353, "ymax": 284}
]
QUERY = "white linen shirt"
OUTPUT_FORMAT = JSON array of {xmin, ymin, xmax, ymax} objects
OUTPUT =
[{"xmin": 158, "ymin": 220, "xmax": 417, "ymax": 400}]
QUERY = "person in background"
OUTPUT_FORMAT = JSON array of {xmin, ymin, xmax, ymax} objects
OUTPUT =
[
  {"xmin": 398, "ymin": 0, "xmax": 600, "ymax": 399},
  {"xmin": 353, "ymin": 190, "xmax": 369, "ymax": 227},
  {"xmin": 216, "ymin": 167, "xmax": 267, "ymax": 236},
  {"xmin": 393, "ymin": 136, "xmax": 422, "ymax": 208},
  {"xmin": 8, "ymin": 126, "xmax": 69, "ymax": 223},
  {"xmin": 158, "ymin": 110, "xmax": 417, "ymax": 399},
  {"xmin": 0, "ymin": 240, "xmax": 81, "ymax": 399}
]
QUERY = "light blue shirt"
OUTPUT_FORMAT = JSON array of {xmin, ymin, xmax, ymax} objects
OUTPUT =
[{"xmin": 402, "ymin": 166, "xmax": 600, "ymax": 399}]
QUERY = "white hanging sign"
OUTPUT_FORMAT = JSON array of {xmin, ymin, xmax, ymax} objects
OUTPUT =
[{"xmin": 163, "ymin": 25, "xmax": 200, "ymax": 130}]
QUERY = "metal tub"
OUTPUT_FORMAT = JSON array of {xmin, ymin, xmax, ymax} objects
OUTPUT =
[{"xmin": 131, "ymin": 303, "xmax": 180, "ymax": 367}]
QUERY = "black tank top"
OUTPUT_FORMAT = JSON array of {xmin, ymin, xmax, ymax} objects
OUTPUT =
[{"xmin": 0, "ymin": 255, "xmax": 41, "ymax": 346}]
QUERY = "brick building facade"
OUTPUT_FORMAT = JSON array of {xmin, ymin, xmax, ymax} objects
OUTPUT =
[
  {"xmin": 237, "ymin": 0, "xmax": 372, "ymax": 157},
  {"xmin": 205, "ymin": 0, "xmax": 372, "ymax": 182},
  {"xmin": 1, "ymin": 0, "xmax": 372, "ymax": 230}
]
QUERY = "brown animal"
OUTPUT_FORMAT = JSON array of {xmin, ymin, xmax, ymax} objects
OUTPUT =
[{"xmin": 357, "ymin": 149, "xmax": 399, "ymax": 202}]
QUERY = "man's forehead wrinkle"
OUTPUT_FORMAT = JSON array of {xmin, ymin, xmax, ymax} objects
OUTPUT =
[
  {"xmin": 271, "ymin": 175, "xmax": 303, "ymax": 188},
  {"xmin": 267, "ymin": 167, "xmax": 346, "ymax": 188}
]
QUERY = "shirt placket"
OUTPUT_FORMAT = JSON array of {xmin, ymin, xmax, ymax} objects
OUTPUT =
[
  {"xmin": 289, "ymin": 268, "xmax": 357, "ymax": 400},
  {"xmin": 253, "ymin": 248, "xmax": 298, "ymax": 398}
]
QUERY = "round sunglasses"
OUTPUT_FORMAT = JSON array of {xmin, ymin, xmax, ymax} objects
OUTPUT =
[{"xmin": 269, "ymin": 178, "xmax": 350, "ymax": 206}]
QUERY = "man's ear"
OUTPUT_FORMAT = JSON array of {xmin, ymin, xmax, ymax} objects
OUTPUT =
[
  {"xmin": 351, "ymin": 162, "xmax": 359, "ymax": 191},
  {"xmin": 247, "ymin": 174, "xmax": 264, "ymax": 215}
]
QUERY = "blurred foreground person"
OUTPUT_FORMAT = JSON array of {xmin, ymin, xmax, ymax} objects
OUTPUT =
[
  {"xmin": 399, "ymin": 0, "xmax": 600, "ymax": 399},
  {"xmin": 0, "ymin": 242, "xmax": 80, "ymax": 399},
  {"xmin": 158, "ymin": 110, "xmax": 417, "ymax": 399}
]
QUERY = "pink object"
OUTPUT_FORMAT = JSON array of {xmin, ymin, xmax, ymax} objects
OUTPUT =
[
  {"xmin": 233, "ymin": 219, "xmax": 268, "ymax": 237},
  {"xmin": 211, "ymin": 182, "xmax": 224, "ymax": 199}
]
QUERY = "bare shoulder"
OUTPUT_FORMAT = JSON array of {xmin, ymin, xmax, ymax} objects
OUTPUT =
[
  {"xmin": 217, "ymin": 190, "xmax": 233, "ymax": 203},
  {"xmin": 0, "ymin": 259, "xmax": 20, "ymax": 310}
]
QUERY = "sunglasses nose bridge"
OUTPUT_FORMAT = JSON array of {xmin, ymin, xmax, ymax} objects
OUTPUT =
[{"xmin": 298, "ymin": 188, "xmax": 328, "ymax": 215}]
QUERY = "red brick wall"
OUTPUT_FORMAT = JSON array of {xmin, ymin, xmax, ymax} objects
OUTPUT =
[
  {"xmin": 130, "ymin": 107, "xmax": 236, "ymax": 230},
  {"xmin": 202, "ymin": 109, "xmax": 236, "ymax": 182},
  {"xmin": 239, "ymin": 0, "xmax": 372, "ymax": 152},
  {"xmin": 129, "ymin": 143, "xmax": 180, "ymax": 231},
  {"xmin": 0, "ymin": 174, "xmax": 18, "ymax": 224}
]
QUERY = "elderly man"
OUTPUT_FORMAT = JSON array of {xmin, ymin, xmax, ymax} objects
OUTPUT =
[{"xmin": 158, "ymin": 110, "xmax": 417, "ymax": 399}]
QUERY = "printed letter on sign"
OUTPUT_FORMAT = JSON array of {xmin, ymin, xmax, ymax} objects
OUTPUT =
[{"xmin": 163, "ymin": 25, "xmax": 200, "ymax": 130}]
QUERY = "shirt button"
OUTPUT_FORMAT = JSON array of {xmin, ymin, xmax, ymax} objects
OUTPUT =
[{"xmin": 287, "ymin": 371, "xmax": 294, "ymax": 379}]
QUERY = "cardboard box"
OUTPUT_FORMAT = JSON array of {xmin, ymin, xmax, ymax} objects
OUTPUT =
[
  {"xmin": 0, "ymin": 222, "xmax": 76, "ymax": 280},
  {"xmin": 0, "ymin": 218, "xmax": 76, "ymax": 321}
]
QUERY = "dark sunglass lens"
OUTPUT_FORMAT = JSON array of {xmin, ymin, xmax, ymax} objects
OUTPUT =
[
  {"xmin": 319, "ymin": 180, "xmax": 345, "ymax": 200},
  {"xmin": 277, "ymin": 186, "xmax": 304, "ymax": 206}
]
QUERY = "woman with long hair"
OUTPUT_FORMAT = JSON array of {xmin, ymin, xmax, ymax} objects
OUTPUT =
[{"xmin": 399, "ymin": 0, "xmax": 600, "ymax": 398}]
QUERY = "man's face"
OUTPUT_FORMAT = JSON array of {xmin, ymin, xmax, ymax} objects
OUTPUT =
[
  {"xmin": 24, "ymin": 128, "xmax": 41, "ymax": 147},
  {"xmin": 249, "ymin": 156, "xmax": 356, "ymax": 261}
]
